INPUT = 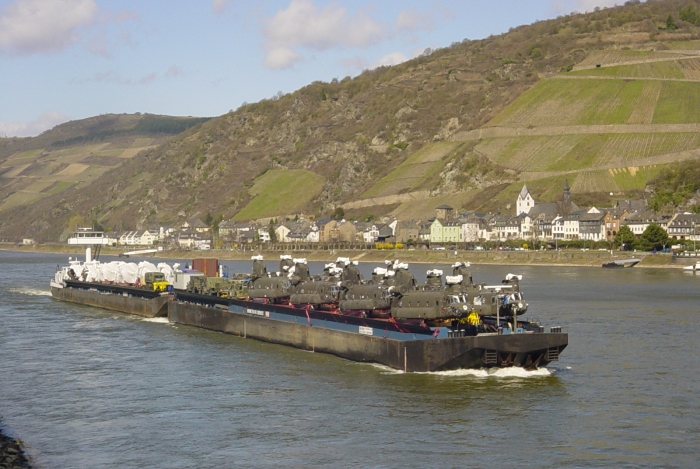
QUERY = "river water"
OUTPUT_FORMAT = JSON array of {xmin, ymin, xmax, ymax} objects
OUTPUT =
[{"xmin": 0, "ymin": 251, "xmax": 698, "ymax": 468}]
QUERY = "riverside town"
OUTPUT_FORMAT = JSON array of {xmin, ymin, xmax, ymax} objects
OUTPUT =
[{"xmin": 56, "ymin": 183, "xmax": 698, "ymax": 254}]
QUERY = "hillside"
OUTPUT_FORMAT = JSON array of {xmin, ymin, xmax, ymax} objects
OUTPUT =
[
  {"xmin": 3, "ymin": 0, "xmax": 700, "ymax": 241},
  {"xmin": 0, "ymin": 114, "xmax": 209, "ymax": 222}
]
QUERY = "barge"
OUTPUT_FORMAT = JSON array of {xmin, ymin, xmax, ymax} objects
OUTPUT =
[
  {"xmin": 171, "ymin": 291, "xmax": 567, "ymax": 372},
  {"xmin": 50, "ymin": 252, "xmax": 568, "ymax": 372},
  {"xmin": 602, "ymin": 258, "xmax": 641, "ymax": 268},
  {"xmin": 50, "ymin": 247, "xmax": 172, "ymax": 318},
  {"xmin": 50, "ymin": 280, "xmax": 171, "ymax": 318}
]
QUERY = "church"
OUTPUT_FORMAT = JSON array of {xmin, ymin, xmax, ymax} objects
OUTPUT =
[{"xmin": 516, "ymin": 181, "xmax": 576, "ymax": 218}]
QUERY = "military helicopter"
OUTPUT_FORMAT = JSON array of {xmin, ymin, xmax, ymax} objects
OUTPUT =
[{"xmin": 247, "ymin": 255, "xmax": 292, "ymax": 303}]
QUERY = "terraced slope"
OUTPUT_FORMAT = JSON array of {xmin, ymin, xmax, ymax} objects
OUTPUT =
[
  {"xmin": 0, "ymin": 114, "xmax": 208, "ymax": 214},
  {"xmin": 339, "ymin": 36, "xmax": 700, "ymax": 219},
  {"xmin": 454, "ymin": 44, "xmax": 700, "ymax": 211},
  {"xmin": 233, "ymin": 169, "xmax": 325, "ymax": 221},
  {"xmin": 0, "ymin": 139, "xmax": 160, "ymax": 212}
]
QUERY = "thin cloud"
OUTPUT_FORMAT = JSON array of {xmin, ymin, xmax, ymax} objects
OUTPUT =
[
  {"xmin": 0, "ymin": 0, "xmax": 99, "ymax": 55},
  {"xmin": 341, "ymin": 56, "xmax": 368, "ymax": 71},
  {"xmin": 93, "ymin": 69, "xmax": 129, "ymax": 84},
  {"xmin": 266, "ymin": 46, "xmax": 303, "ymax": 69},
  {"xmin": 212, "ymin": 0, "xmax": 228, "ymax": 14},
  {"xmin": 166, "ymin": 65, "xmax": 184, "ymax": 78},
  {"xmin": 87, "ymin": 9, "xmax": 138, "ymax": 57},
  {"xmin": 574, "ymin": 0, "xmax": 621, "ymax": 11},
  {"xmin": 263, "ymin": 0, "xmax": 385, "ymax": 69},
  {"xmin": 87, "ymin": 29, "xmax": 110, "ymax": 58},
  {"xmin": 0, "ymin": 111, "xmax": 70, "ymax": 137},
  {"xmin": 372, "ymin": 51, "xmax": 408, "ymax": 69},
  {"xmin": 138, "ymin": 72, "xmax": 157, "ymax": 85},
  {"xmin": 88, "ymin": 69, "xmax": 160, "ymax": 85},
  {"xmin": 396, "ymin": 9, "xmax": 433, "ymax": 32},
  {"xmin": 105, "ymin": 9, "xmax": 139, "ymax": 23},
  {"xmin": 551, "ymin": 0, "xmax": 624, "ymax": 14}
]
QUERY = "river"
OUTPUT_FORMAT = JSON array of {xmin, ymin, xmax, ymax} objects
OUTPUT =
[{"xmin": 0, "ymin": 251, "xmax": 698, "ymax": 468}]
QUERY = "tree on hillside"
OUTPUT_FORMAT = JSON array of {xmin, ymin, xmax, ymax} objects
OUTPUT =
[
  {"xmin": 331, "ymin": 207, "xmax": 344, "ymax": 220},
  {"xmin": 90, "ymin": 220, "xmax": 105, "ymax": 232},
  {"xmin": 614, "ymin": 225, "xmax": 636, "ymax": 251},
  {"xmin": 666, "ymin": 14, "xmax": 678, "ymax": 30},
  {"xmin": 637, "ymin": 223, "xmax": 669, "ymax": 251},
  {"xmin": 680, "ymin": 5, "xmax": 698, "ymax": 25},
  {"xmin": 67, "ymin": 215, "xmax": 86, "ymax": 232},
  {"xmin": 268, "ymin": 219, "xmax": 277, "ymax": 243}
]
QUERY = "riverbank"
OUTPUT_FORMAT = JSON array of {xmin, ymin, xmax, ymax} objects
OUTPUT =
[
  {"xmin": 0, "ymin": 423, "xmax": 31, "ymax": 469},
  {"xmin": 1, "ymin": 243, "xmax": 689, "ymax": 268}
]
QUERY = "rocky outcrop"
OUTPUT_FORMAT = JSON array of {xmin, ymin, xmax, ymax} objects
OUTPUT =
[{"xmin": 0, "ymin": 425, "xmax": 31, "ymax": 469}]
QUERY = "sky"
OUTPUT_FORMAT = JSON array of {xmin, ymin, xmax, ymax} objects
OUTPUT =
[{"xmin": 0, "ymin": 0, "xmax": 623, "ymax": 137}]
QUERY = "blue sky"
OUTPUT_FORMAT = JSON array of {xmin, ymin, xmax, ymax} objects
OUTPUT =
[{"xmin": 0, "ymin": 0, "xmax": 621, "ymax": 137}]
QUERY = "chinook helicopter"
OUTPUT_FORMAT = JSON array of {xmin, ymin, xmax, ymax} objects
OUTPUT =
[
  {"xmin": 247, "ymin": 255, "xmax": 292, "ymax": 303},
  {"xmin": 288, "ymin": 257, "xmax": 342, "ymax": 309},
  {"xmin": 388, "ymin": 266, "xmax": 472, "ymax": 325},
  {"xmin": 441, "ymin": 261, "xmax": 528, "ymax": 318}
]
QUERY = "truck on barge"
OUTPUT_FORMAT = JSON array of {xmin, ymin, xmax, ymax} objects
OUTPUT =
[{"xmin": 50, "ymin": 252, "xmax": 567, "ymax": 372}]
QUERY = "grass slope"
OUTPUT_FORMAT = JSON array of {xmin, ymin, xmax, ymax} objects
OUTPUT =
[
  {"xmin": 476, "ymin": 132, "xmax": 700, "ymax": 172},
  {"xmin": 361, "ymin": 143, "xmax": 461, "ymax": 198},
  {"xmin": 233, "ymin": 169, "xmax": 325, "ymax": 221},
  {"xmin": 487, "ymin": 78, "xmax": 700, "ymax": 127},
  {"xmin": 390, "ymin": 190, "xmax": 478, "ymax": 221},
  {"xmin": 574, "ymin": 50, "xmax": 678, "ymax": 68},
  {"xmin": 653, "ymin": 81, "xmax": 700, "ymax": 123},
  {"xmin": 568, "ymin": 60, "xmax": 685, "ymax": 79}
]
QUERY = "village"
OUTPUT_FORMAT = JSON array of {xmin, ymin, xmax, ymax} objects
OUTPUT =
[{"xmin": 69, "ymin": 182, "xmax": 700, "ymax": 252}]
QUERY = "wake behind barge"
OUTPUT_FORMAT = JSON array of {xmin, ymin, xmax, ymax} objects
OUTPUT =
[{"xmin": 50, "ymin": 252, "xmax": 567, "ymax": 372}]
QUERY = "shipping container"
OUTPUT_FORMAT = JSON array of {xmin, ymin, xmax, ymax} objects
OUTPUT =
[{"xmin": 192, "ymin": 258, "xmax": 219, "ymax": 277}]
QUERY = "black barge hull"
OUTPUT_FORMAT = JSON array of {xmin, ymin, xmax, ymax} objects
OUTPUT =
[
  {"xmin": 51, "ymin": 282, "xmax": 170, "ymax": 318},
  {"xmin": 168, "ymin": 302, "xmax": 568, "ymax": 372}
]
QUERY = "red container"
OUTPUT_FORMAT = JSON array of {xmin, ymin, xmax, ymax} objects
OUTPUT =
[{"xmin": 192, "ymin": 258, "xmax": 219, "ymax": 277}]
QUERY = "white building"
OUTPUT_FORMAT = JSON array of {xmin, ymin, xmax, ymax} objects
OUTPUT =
[
  {"xmin": 563, "ymin": 212, "xmax": 582, "ymax": 240},
  {"xmin": 361, "ymin": 224, "xmax": 380, "ymax": 243},
  {"xmin": 518, "ymin": 213, "xmax": 533, "ymax": 239},
  {"xmin": 461, "ymin": 220, "xmax": 480, "ymax": 243},
  {"xmin": 138, "ymin": 230, "xmax": 159, "ymax": 246},
  {"xmin": 552, "ymin": 216, "xmax": 565, "ymax": 240},
  {"xmin": 516, "ymin": 185, "xmax": 535, "ymax": 215},
  {"xmin": 258, "ymin": 228, "xmax": 271, "ymax": 243},
  {"xmin": 275, "ymin": 225, "xmax": 291, "ymax": 243},
  {"xmin": 306, "ymin": 228, "xmax": 319, "ymax": 243}
]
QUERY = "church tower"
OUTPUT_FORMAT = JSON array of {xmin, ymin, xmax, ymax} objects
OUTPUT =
[{"xmin": 516, "ymin": 184, "xmax": 534, "ymax": 215}]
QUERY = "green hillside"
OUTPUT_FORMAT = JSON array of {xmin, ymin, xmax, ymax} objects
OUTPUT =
[
  {"xmin": 476, "ymin": 133, "xmax": 700, "ymax": 172},
  {"xmin": 233, "ymin": 170, "xmax": 325, "ymax": 221},
  {"xmin": 361, "ymin": 143, "xmax": 463, "ymax": 198},
  {"xmin": 486, "ymin": 78, "xmax": 700, "ymax": 127},
  {"xmin": 0, "ymin": 114, "xmax": 209, "ymax": 214},
  {"xmin": 569, "ymin": 60, "xmax": 687, "ymax": 79}
]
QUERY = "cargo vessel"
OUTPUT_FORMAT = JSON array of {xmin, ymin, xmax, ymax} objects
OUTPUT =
[
  {"xmin": 50, "ymin": 247, "xmax": 173, "ymax": 318},
  {"xmin": 50, "ymin": 251, "xmax": 568, "ymax": 372}
]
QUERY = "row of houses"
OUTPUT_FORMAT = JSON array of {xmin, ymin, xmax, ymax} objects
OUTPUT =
[
  {"xmin": 99, "ymin": 183, "xmax": 700, "ymax": 248},
  {"xmin": 99, "ymin": 217, "xmax": 213, "ymax": 249}
]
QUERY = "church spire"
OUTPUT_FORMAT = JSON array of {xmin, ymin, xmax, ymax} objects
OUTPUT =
[{"xmin": 518, "ymin": 184, "xmax": 530, "ymax": 200}]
